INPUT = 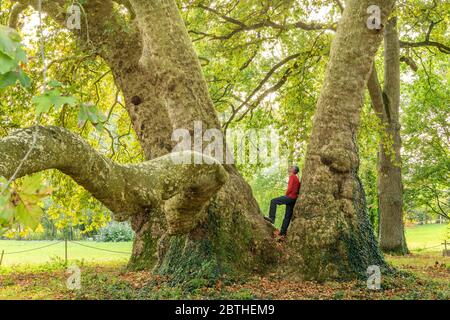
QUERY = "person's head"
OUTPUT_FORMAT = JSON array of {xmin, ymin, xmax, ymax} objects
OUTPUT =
[{"xmin": 288, "ymin": 165, "xmax": 300, "ymax": 175}]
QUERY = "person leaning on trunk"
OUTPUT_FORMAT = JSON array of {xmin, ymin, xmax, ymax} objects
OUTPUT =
[{"xmin": 264, "ymin": 166, "xmax": 301, "ymax": 237}]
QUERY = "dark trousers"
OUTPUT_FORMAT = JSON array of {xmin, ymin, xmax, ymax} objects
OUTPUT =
[{"xmin": 269, "ymin": 196, "xmax": 296, "ymax": 236}]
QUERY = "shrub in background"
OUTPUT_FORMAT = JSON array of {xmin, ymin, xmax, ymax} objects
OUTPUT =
[{"xmin": 97, "ymin": 221, "xmax": 135, "ymax": 242}]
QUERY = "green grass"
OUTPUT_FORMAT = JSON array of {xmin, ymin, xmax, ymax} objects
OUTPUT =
[
  {"xmin": 0, "ymin": 225, "xmax": 448, "ymax": 300},
  {"xmin": 0, "ymin": 240, "xmax": 132, "ymax": 266},
  {"xmin": 1, "ymin": 253, "xmax": 448, "ymax": 300},
  {"xmin": 0, "ymin": 223, "xmax": 447, "ymax": 266},
  {"xmin": 405, "ymin": 223, "xmax": 448, "ymax": 252}
]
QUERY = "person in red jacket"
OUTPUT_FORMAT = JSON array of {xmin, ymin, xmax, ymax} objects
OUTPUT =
[{"xmin": 264, "ymin": 165, "xmax": 301, "ymax": 236}]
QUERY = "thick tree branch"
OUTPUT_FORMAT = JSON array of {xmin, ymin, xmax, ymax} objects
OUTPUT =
[
  {"xmin": 190, "ymin": 3, "xmax": 336, "ymax": 40},
  {"xmin": 367, "ymin": 64, "xmax": 388, "ymax": 122},
  {"xmin": 0, "ymin": 126, "xmax": 228, "ymax": 234},
  {"xmin": 400, "ymin": 55, "xmax": 418, "ymax": 72},
  {"xmin": 11, "ymin": 0, "xmax": 67, "ymax": 25},
  {"xmin": 8, "ymin": 0, "xmax": 29, "ymax": 29},
  {"xmin": 399, "ymin": 21, "xmax": 450, "ymax": 54},
  {"xmin": 15, "ymin": 0, "xmax": 141, "ymax": 63},
  {"xmin": 400, "ymin": 40, "xmax": 450, "ymax": 54},
  {"xmin": 334, "ymin": 0, "xmax": 344, "ymax": 12}
]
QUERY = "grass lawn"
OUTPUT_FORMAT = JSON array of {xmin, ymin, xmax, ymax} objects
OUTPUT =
[
  {"xmin": 0, "ymin": 240, "xmax": 132, "ymax": 266},
  {"xmin": 0, "ymin": 224, "xmax": 448, "ymax": 300},
  {"xmin": 0, "ymin": 224, "xmax": 447, "ymax": 266},
  {"xmin": 0, "ymin": 251, "xmax": 448, "ymax": 300},
  {"xmin": 405, "ymin": 224, "xmax": 448, "ymax": 252}
]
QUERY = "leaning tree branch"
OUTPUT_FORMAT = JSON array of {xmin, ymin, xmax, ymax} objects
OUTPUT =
[
  {"xmin": 400, "ymin": 55, "xmax": 418, "ymax": 72},
  {"xmin": 400, "ymin": 40, "xmax": 450, "ymax": 54},
  {"xmin": 399, "ymin": 20, "xmax": 450, "ymax": 54},
  {"xmin": 334, "ymin": 0, "xmax": 344, "ymax": 12},
  {"xmin": 367, "ymin": 63, "xmax": 389, "ymax": 123},
  {"xmin": 19, "ymin": 0, "xmax": 141, "ymax": 63},
  {"xmin": 190, "ymin": 3, "xmax": 336, "ymax": 40},
  {"xmin": 0, "ymin": 126, "xmax": 228, "ymax": 234},
  {"xmin": 8, "ymin": 0, "xmax": 29, "ymax": 29},
  {"xmin": 223, "ymin": 52, "xmax": 301, "ymax": 129},
  {"xmin": 8, "ymin": 0, "xmax": 118, "ymax": 51}
]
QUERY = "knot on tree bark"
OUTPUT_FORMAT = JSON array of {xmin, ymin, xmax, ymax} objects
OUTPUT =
[
  {"xmin": 320, "ymin": 145, "xmax": 358, "ymax": 173},
  {"xmin": 159, "ymin": 151, "xmax": 229, "ymax": 235}
]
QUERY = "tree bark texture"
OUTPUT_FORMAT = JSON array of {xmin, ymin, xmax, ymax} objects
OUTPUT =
[
  {"xmin": 4, "ymin": 0, "xmax": 399, "ymax": 281},
  {"xmin": 368, "ymin": 18, "xmax": 408, "ymax": 255},
  {"xmin": 10, "ymin": 0, "xmax": 279, "ymax": 281},
  {"xmin": 286, "ymin": 0, "xmax": 396, "ymax": 280}
]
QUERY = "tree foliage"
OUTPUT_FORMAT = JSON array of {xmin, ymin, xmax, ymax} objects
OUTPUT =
[{"xmin": 0, "ymin": 0, "xmax": 448, "ymax": 240}]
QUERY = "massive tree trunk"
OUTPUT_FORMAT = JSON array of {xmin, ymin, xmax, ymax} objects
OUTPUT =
[
  {"xmin": 123, "ymin": 0, "xmax": 278, "ymax": 280},
  {"xmin": 286, "ymin": 0, "xmax": 395, "ymax": 280},
  {"xmin": 8, "ymin": 0, "xmax": 278, "ymax": 282},
  {"xmin": 368, "ymin": 18, "xmax": 408, "ymax": 255}
]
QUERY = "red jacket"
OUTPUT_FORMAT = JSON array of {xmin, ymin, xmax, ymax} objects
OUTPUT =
[{"xmin": 286, "ymin": 174, "xmax": 300, "ymax": 199}]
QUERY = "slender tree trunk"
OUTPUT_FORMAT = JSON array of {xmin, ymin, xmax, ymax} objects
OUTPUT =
[
  {"xmin": 377, "ymin": 18, "xmax": 408, "ymax": 254},
  {"xmin": 286, "ymin": 0, "xmax": 395, "ymax": 280},
  {"xmin": 367, "ymin": 18, "xmax": 408, "ymax": 255}
]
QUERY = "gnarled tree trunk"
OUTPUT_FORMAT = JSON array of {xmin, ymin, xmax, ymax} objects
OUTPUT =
[
  {"xmin": 9, "ymin": 0, "xmax": 279, "ymax": 281},
  {"xmin": 286, "ymin": 0, "xmax": 395, "ymax": 280},
  {"xmin": 124, "ymin": 1, "xmax": 278, "ymax": 281}
]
